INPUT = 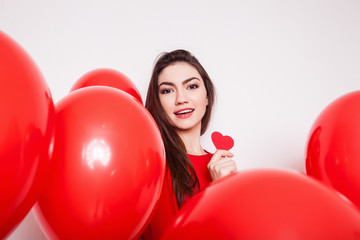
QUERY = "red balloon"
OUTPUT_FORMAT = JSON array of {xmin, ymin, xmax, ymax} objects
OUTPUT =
[
  {"xmin": 0, "ymin": 32, "xmax": 55, "ymax": 238},
  {"xmin": 162, "ymin": 169, "xmax": 360, "ymax": 240},
  {"xmin": 70, "ymin": 68, "xmax": 143, "ymax": 104},
  {"xmin": 34, "ymin": 86, "xmax": 165, "ymax": 239},
  {"xmin": 306, "ymin": 91, "xmax": 360, "ymax": 209}
]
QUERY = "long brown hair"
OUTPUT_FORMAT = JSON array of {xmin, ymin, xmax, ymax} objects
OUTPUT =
[{"xmin": 145, "ymin": 49, "xmax": 215, "ymax": 207}]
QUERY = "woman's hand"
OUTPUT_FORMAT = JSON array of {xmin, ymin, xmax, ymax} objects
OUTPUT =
[{"xmin": 207, "ymin": 150, "xmax": 237, "ymax": 181}]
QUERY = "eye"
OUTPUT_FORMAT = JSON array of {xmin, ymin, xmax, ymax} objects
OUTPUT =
[
  {"xmin": 187, "ymin": 84, "xmax": 199, "ymax": 90},
  {"xmin": 160, "ymin": 88, "xmax": 173, "ymax": 94}
]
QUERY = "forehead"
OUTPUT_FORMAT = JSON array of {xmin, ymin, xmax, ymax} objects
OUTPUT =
[{"xmin": 158, "ymin": 62, "xmax": 202, "ymax": 84}]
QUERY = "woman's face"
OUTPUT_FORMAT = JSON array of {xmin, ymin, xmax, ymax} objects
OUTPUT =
[{"xmin": 158, "ymin": 62, "xmax": 208, "ymax": 133}]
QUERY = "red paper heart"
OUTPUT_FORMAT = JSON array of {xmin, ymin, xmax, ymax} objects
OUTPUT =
[{"xmin": 211, "ymin": 131, "xmax": 234, "ymax": 150}]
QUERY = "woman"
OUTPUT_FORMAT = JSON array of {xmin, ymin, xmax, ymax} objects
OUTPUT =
[{"xmin": 144, "ymin": 49, "xmax": 237, "ymax": 239}]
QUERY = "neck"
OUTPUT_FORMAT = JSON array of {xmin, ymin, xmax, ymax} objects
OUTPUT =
[{"xmin": 177, "ymin": 124, "xmax": 206, "ymax": 155}]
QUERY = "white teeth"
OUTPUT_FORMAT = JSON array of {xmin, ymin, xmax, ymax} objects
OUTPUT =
[{"xmin": 175, "ymin": 109, "xmax": 194, "ymax": 115}]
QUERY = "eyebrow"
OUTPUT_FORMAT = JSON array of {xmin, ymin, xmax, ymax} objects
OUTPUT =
[{"xmin": 158, "ymin": 77, "xmax": 200, "ymax": 88}]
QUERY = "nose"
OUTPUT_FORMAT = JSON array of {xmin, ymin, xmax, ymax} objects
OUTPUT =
[{"xmin": 175, "ymin": 89, "xmax": 188, "ymax": 106}]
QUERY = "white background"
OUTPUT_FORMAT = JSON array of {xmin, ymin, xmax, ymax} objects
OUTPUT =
[{"xmin": 1, "ymin": 0, "xmax": 360, "ymax": 239}]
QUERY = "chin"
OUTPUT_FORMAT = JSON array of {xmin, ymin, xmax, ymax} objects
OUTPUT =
[{"xmin": 176, "ymin": 123, "xmax": 202, "ymax": 133}]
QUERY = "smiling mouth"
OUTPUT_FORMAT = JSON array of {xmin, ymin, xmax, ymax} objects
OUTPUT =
[{"xmin": 174, "ymin": 109, "xmax": 194, "ymax": 115}]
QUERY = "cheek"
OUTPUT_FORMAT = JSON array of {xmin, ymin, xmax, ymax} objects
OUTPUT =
[
  {"xmin": 159, "ymin": 96, "xmax": 172, "ymax": 114},
  {"xmin": 197, "ymin": 91, "xmax": 209, "ymax": 109}
]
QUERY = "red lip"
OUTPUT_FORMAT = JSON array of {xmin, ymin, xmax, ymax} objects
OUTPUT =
[
  {"xmin": 174, "ymin": 108, "xmax": 195, "ymax": 119},
  {"xmin": 174, "ymin": 108, "xmax": 195, "ymax": 114}
]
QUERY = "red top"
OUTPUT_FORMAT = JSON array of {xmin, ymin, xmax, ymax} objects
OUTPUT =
[{"xmin": 143, "ymin": 152, "xmax": 213, "ymax": 239}]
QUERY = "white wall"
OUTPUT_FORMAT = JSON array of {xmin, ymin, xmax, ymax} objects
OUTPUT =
[{"xmin": 1, "ymin": 0, "xmax": 360, "ymax": 239}]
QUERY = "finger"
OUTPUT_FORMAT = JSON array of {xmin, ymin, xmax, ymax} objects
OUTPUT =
[
  {"xmin": 208, "ymin": 158, "xmax": 235, "ymax": 168},
  {"xmin": 212, "ymin": 164, "xmax": 238, "ymax": 179},
  {"xmin": 208, "ymin": 158, "xmax": 237, "ymax": 171},
  {"xmin": 221, "ymin": 161, "xmax": 237, "ymax": 173},
  {"xmin": 221, "ymin": 164, "xmax": 238, "ymax": 175},
  {"xmin": 210, "ymin": 150, "xmax": 234, "ymax": 163}
]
